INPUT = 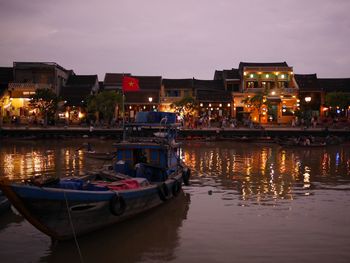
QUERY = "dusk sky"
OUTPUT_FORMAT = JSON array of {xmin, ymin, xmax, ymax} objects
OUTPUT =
[{"xmin": 0, "ymin": 0, "xmax": 349, "ymax": 80}]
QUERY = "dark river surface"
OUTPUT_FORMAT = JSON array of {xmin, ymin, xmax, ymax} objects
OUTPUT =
[{"xmin": 0, "ymin": 139, "xmax": 350, "ymax": 263}]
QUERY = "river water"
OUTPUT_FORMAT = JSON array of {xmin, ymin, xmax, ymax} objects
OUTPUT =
[{"xmin": 0, "ymin": 139, "xmax": 349, "ymax": 263}]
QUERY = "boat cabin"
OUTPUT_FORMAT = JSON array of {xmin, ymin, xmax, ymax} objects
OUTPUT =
[{"xmin": 113, "ymin": 142, "xmax": 179, "ymax": 182}]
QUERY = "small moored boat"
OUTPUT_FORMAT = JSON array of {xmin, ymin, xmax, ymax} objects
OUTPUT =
[
  {"xmin": 84, "ymin": 151, "xmax": 116, "ymax": 160},
  {"xmin": 0, "ymin": 112, "xmax": 191, "ymax": 240}
]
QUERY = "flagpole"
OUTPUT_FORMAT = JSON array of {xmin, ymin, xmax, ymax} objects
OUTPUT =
[{"xmin": 122, "ymin": 87, "xmax": 126, "ymax": 142}]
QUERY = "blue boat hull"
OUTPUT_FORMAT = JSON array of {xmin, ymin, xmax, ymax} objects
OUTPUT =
[{"xmin": 0, "ymin": 172, "xmax": 184, "ymax": 240}]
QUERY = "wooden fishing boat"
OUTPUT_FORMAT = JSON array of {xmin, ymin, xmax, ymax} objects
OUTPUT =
[
  {"xmin": 84, "ymin": 150, "xmax": 116, "ymax": 160},
  {"xmin": 0, "ymin": 112, "xmax": 191, "ymax": 240}
]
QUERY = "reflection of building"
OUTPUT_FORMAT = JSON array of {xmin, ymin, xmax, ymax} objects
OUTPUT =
[
  {"xmin": 6, "ymin": 62, "xmax": 72, "ymax": 124},
  {"xmin": 60, "ymin": 75, "xmax": 99, "ymax": 124}
]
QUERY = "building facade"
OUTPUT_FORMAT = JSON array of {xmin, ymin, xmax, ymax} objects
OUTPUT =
[
  {"xmin": 234, "ymin": 62, "xmax": 299, "ymax": 124},
  {"xmin": 60, "ymin": 75, "xmax": 99, "ymax": 124},
  {"xmin": 5, "ymin": 62, "xmax": 72, "ymax": 124}
]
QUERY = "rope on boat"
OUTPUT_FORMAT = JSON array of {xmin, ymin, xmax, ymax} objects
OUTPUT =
[{"xmin": 63, "ymin": 191, "xmax": 84, "ymax": 263}]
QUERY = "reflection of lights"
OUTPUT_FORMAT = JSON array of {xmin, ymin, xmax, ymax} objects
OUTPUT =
[
  {"xmin": 303, "ymin": 166, "xmax": 311, "ymax": 189},
  {"xmin": 336, "ymin": 152, "xmax": 340, "ymax": 166}
]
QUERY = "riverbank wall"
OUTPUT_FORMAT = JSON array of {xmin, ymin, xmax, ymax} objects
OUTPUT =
[{"xmin": 0, "ymin": 126, "xmax": 349, "ymax": 140}]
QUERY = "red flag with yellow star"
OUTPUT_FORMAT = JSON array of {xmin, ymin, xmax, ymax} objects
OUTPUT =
[{"xmin": 122, "ymin": 76, "xmax": 139, "ymax": 92}]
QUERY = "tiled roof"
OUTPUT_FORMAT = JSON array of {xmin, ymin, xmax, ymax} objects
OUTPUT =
[
  {"xmin": 294, "ymin": 74, "xmax": 322, "ymax": 91},
  {"xmin": 104, "ymin": 73, "xmax": 131, "ymax": 85},
  {"xmin": 318, "ymin": 78, "xmax": 350, "ymax": 92},
  {"xmin": 162, "ymin": 78, "xmax": 193, "ymax": 90},
  {"xmin": 61, "ymin": 75, "xmax": 98, "ymax": 106},
  {"xmin": 66, "ymin": 75, "xmax": 98, "ymax": 86},
  {"xmin": 239, "ymin": 62, "xmax": 289, "ymax": 70},
  {"xmin": 214, "ymin": 69, "xmax": 240, "ymax": 80},
  {"xmin": 13, "ymin": 62, "xmax": 70, "ymax": 73},
  {"xmin": 132, "ymin": 76, "xmax": 162, "ymax": 90},
  {"xmin": 193, "ymin": 79, "xmax": 225, "ymax": 90}
]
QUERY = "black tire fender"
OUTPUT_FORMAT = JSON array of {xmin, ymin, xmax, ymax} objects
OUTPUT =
[
  {"xmin": 182, "ymin": 168, "xmax": 191, "ymax": 186},
  {"xmin": 157, "ymin": 183, "xmax": 169, "ymax": 202},
  {"xmin": 172, "ymin": 179, "xmax": 182, "ymax": 196},
  {"xmin": 109, "ymin": 193, "xmax": 126, "ymax": 216}
]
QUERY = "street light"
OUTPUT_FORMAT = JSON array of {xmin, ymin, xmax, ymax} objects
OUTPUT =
[
  {"xmin": 148, "ymin": 97, "xmax": 153, "ymax": 111},
  {"xmin": 305, "ymin": 96, "xmax": 311, "ymax": 103}
]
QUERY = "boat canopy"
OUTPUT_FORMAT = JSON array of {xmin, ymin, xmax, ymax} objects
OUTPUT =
[{"xmin": 135, "ymin": 111, "xmax": 177, "ymax": 124}]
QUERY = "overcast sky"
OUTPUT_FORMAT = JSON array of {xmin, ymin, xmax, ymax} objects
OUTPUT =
[{"xmin": 0, "ymin": 0, "xmax": 349, "ymax": 80}]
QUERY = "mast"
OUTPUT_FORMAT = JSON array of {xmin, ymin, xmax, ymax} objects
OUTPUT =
[{"xmin": 122, "ymin": 90, "xmax": 126, "ymax": 141}]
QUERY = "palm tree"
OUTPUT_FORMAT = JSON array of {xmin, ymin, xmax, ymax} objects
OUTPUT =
[
  {"xmin": 170, "ymin": 96, "xmax": 197, "ymax": 116},
  {"xmin": 241, "ymin": 92, "xmax": 270, "ymax": 125},
  {"xmin": 87, "ymin": 91, "xmax": 122, "ymax": 125}
]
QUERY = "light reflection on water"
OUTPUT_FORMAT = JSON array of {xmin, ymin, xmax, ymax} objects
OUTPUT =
[
  {"xmin": 1, "ymin": 139, "xmax": 350, "ymax": 263},
  {"xmin": 0, "ymin": 141, "xmax": 106, "ymax": 181},
  {"xmin": 181, "ymin": 141, "xmax": 350, "ymax": 202}
]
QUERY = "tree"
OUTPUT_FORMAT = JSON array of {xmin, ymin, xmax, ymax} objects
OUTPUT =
[
  {"xmin": 241, "ymin": 92, "xmax": 270, "ymax": 124},
  {"xmin": 88, "ymin": 91, "xmax": 122, "ymax": 124},
  {"xmin": 30, "ymin": 88, "xmax": 59, "ymax": 126},
  {"xmin": 170, "ymin": 96, "xmax": 197, "ymax": 116}
]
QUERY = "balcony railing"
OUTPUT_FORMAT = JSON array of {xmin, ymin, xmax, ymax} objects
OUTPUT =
[
  {"xmin": 245, "ymin": 88, "xmax": 264, "ymax": 93},
  {"xmin": 8, "ymin": 83, "xmax": 52, "ymax": 90}
]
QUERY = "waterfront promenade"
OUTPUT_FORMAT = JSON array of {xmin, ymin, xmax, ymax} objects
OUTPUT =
[{"xmin": 0, "ymin": 125, "xmax": 349, "ymax": 140}]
